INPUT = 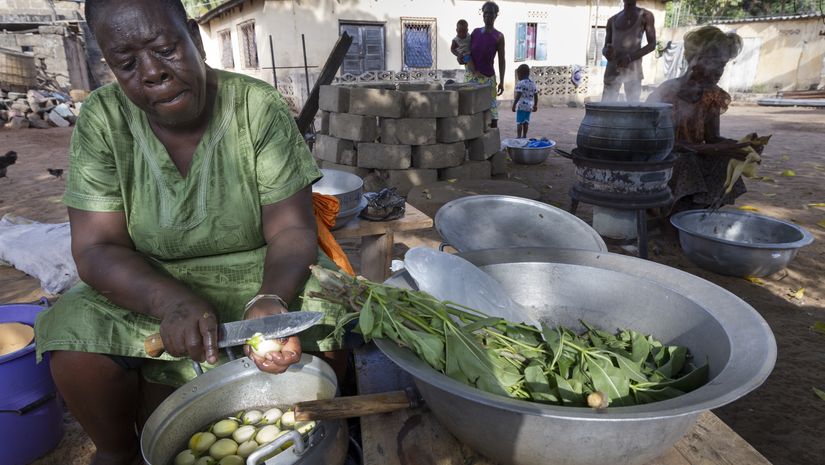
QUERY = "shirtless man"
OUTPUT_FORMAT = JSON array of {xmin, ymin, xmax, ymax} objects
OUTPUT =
[{"xmin": 601, "ymin": 0, "xmax": 656, "ymax": 102}]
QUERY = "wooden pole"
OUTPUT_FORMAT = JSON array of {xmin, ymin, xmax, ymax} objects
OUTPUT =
[
  {"xmin": 269, "ymin": 35, "xmax": 277, "ymax": 87},
  {"xmin": 295, "ymin": 31, "xmax": 354, "ymax": 136}
]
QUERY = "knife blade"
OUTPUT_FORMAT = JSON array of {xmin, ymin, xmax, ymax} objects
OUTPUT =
[{"xmin": 144, "ymin": 311, "xmax": 324, "ymax": 358}]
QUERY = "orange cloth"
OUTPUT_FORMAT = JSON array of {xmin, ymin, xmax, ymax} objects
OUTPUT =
[{"xmin": 312, "ymin": 193, "xmax": 355, "ymax": 276}]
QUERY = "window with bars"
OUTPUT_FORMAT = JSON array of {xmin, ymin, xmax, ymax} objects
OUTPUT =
[
  {"xmin": 587, "ymin": 26, "xmax": 607, "ymax": 66},
  {"xmin": 514, "ymin": 22, "xmax": 548, "ymax": 62},
  {"xmin": 238, "ymin": 20, "xmax": 259, "ymax": 69},
  {"xmin": 401, "ymin": 17, "xmax": 436, "ymax": 70},
  {"xmin": 219, "ymin": 29, "xmax": 234, "ymax": 69}
]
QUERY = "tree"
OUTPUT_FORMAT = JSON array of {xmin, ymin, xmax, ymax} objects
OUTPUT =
[
  {"xmin": 666, "ymin": 0, "xmax": 824, "ymax": 26},
  {"xmin": 180, "ymin": 0, "xmax": 225, "ymax": 19}
]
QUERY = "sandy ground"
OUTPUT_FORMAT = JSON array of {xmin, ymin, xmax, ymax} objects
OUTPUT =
[{"xmin": 1, "ymin": 103, "xmax": 824, "ymax": 465}]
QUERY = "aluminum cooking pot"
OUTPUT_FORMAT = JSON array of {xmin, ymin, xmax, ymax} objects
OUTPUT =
[
  {"xmin": 140, "ymin": 355, "xmax": 347, "ymax": 465},
  {"xmin": 380, "ymin": 247, "xmax": 776, "ymax": 465}
]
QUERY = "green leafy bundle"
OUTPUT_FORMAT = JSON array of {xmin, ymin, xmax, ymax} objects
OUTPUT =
[{"xmin": 310, "ymin": 266, "xmax": 708, "ymax": 408}]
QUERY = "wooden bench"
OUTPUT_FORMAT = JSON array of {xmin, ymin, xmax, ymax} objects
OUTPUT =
[{"xmin": 332, "ymin": 202, "xmax": 433, "ymax": 282}]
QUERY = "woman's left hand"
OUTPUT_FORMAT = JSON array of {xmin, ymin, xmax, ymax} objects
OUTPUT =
[{"xmin": 243, "ymin": 299, "xmax": 302, "ymax": 374}]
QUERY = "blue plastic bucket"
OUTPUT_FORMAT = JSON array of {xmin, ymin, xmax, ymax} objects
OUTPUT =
[{"xmin": 0, "ymin": 300, "xmax": 64, "ymax": 465}]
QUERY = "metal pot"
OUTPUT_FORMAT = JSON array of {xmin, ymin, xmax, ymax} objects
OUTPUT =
[
  {"xmin": 577, "ymin": 102, "xmax": 674, "ymax": 161},
  {"xmin": 140, "ymin": 355, "xmax": 348, "ymax": 465},
  {"xmin": 379, "ymin": 247, "xmax": 776, "ymax": 465}
]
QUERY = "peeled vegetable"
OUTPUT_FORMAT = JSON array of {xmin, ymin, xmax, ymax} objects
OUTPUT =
[
  {"xmin": 587, "ymin": 391, "xmax": 609, "ymax": 409},
  {"xmin": 241, "ymin": 409, "xmax": 262, "ymax": 425},
  {"xmin": 218, "ymin": 456, "xmax": 244, "ymax": 465},
  {"xmin": 232, "ymin": 424, "xmax": 256, "ymax": 443},
  {"xmin": 212, "ymin": 419, "xmax": 238, "ymax": 438},
  {"xmin": 209, "ymin": 438, "xmax": 238, "ymax": 460},
  {"xmin": 174, "ymin": 449, "xmax": 197, "ymax": 465},
  {"xmin": 256, "ymin": 424, "xmax": 281, "ymax": 444},
  {"xmin": 174, "ymin": 404, "xmax": 319, "ymax": 463},
  {"xmin": 237, "ymin": 440, "xmax": 258, "ymax": 458},
  {"xmin": 189, "ymin": 431, "xmax": 217, "ymax": 454},
  {"xmin": 279, "ymin": 411, "xmax": 296, "ymax": 429},
  {"xmin": 245, "ymin": 332, "xmax": 284, "ymax": 357}
]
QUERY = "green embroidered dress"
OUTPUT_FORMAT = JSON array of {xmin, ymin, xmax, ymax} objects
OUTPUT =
[{"xmin": 35, "ymin": 70, "xmax": 343, "ymax": 386}]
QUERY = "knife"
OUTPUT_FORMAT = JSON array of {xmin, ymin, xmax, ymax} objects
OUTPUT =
[{"xmin": 143, "ymin": 311, "xmax": 324, "ymax": 358}]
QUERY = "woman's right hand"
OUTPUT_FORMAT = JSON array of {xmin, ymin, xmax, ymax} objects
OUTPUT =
[{"xmin": 158, "ymin": 298, "xmax": 219, "ymax": 364}]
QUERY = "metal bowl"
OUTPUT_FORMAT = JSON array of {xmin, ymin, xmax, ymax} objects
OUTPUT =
[
  {"xmin": 380, "ymin": 247, "xmax": 776, "ymax": 465},
  {"xmin": 313, "ymin": 169, "xmax": 364, "ymax": 212},
  {"xmin": 141, "ymin": 355, "xmax": 348, "ymax": 465},
  {"xmin": 507, "ymin": 140, "xmax": 556, "ymax": 165},
  {"xmin": 435, "ymin": 195, "xmax": 607, "ymax": 253},
  {"xmin": 332, "ymin": 195, "xmax": 367, "ymax": 230},
  {"xmin": 670, "ymin": 209, "xmax": 814, "ymax": 277}
]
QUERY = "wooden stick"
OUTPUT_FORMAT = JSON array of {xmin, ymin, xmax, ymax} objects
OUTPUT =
[{"xmin": 294, "ymin": 389, "xmax": 420, "ymax": 421}]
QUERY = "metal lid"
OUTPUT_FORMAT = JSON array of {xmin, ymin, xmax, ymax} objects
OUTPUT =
[{"xmin": 434, "ymin": 195, "xmax": 607, "ymax": 253}]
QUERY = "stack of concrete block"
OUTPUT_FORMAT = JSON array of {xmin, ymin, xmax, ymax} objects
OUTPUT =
[
  {"xmin": 0, "ymin": 89, "xmax": 80, "ymax": 129},
  {"xmin": 315, "ymin": 81, "xmax": 505, "ymax": 196}
]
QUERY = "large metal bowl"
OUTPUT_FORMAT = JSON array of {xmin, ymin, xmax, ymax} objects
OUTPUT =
[
  {"xmin": 671, "ymin": 209, "xmax": 814, "ymax": 277},
  {"xmin": 507, "ymin": 142, "xmax": 556, "ymax": 165},
  {"xmin": 379, "ymin": 247, "xmax": 776, "ymax": 465},
  {"xmin": 435, "ymin": 195, "xmax": 607, "ymax": 253},
  {"xmin": 141, "ymin": 355, "xmax": 348, "ymax": 465}
]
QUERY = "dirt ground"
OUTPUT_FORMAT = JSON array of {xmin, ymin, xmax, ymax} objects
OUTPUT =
[{"xmin": 1, "ymin": 103, "xmax": 824, "ymax": 465}]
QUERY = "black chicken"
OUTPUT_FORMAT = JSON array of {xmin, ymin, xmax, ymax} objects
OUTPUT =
[
  {"xmin": 47, "ymin": 168, "xmax": 64, "ymax": 179},
  {"xmin": 0, "ymin": 151, "xmax": 17, "ymax": 180}
]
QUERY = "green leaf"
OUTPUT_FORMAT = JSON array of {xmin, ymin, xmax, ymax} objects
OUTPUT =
[
  {"xmin": 633, "ymin": 386, "xmax": 685, "ymax": 404},
  {"xmin": 410, "ymin": 330, "xmax": 446, "ymax": 372},
  {"xmin": 813, "ymin": 387, "xmax": 825, "ymax": 401},
  {"xmin": 555, "ymin": 374, "xmax": 585, "ymax": 406},
  {"xmin": 656, "ymin": 346, "xmax": 687, "ymax": 378},
  {"xmin": 543, "ymin": 325, "xmax": 565, "ymax": 372},
  {"xmin": 630, "ymin": 331, "xmax": 652, "ymax": 363},
  {"xmin": 635, "ymin": 363, "xmax": 709, "ymax": 393},
  {"xmin": 812, "ymin": 321, "xmax": 825, "ymax": 335},
  {"xmin": 524, "ymin": 363, "xmax": 560, "ymax": 403},
  {"xmin": 615, "ymin": 353, "xmax": 649, "ymax": 384},
  {"xmin": 463, "ymin": 317, "xmax": 505, "ymax": 333},
  {"xmin": 358, "ymin": 291, "xmax": 375, "ymax": 337},
  {"xmin": 586, "ymin": 357, "xmax": 632, "ymax": 406}
]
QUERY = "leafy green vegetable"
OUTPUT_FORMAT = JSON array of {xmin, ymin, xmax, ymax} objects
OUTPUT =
[{"xmin": 309, "ymin": 266, "xmax": 709, "ymax": 409}]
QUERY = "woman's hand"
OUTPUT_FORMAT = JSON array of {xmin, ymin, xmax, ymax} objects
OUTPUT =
[
  {"xmin": 697, "ymin": 141, "xmax": 751, "ymax": 160},
  {"xmin": 158, "ymin": 297, "xmax": 219, "ymax": 364},
  {"xmin": 243, "ymin": 299, "xmax": 302, "ymax": 374}
]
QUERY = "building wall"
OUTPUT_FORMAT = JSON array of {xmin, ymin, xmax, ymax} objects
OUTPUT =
[
  {"xmin": 659, "ymin": 17, "xmax": 825, "ymax": 92},
  {"xmin": 199, "ymin": 0, "xmax": 667, "ymax": 103}
]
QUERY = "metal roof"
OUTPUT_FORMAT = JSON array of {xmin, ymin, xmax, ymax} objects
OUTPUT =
[
  {"xmin": 198, "ymin": 0, "xmax": 247, "ymax": 24},
  {"xmin": 714, "ymin": 12, "xmax": 825, "ymax": 24}
]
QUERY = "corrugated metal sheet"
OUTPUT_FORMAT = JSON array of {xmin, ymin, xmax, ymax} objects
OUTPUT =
[{"xmin": 714, "ymin": 13, "xmax": 825, "ymax": 24}]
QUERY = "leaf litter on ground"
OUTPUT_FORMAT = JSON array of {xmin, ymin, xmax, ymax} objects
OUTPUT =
[{"xmin": 308, "ymin": 266, "xmax": 708, "ymax": 409}]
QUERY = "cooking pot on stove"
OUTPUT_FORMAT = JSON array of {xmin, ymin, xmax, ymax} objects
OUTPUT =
[
  {"xmin": 140, "ymin": 355, "xmax": 348, "ymax": 465},
  {"xmin": 577, "ymin": 102, "xmax": 674, "ymax": 161}
]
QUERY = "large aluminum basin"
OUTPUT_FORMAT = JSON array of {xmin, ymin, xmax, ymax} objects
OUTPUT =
[{"xmin": 379, "ymin": 247, "xmax": 776, "ymax": 465}]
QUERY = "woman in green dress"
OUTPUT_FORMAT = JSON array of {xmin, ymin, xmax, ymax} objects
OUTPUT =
[{"xmin": 33, "ymin": 1, "xmax": 344, "ymax": 463}]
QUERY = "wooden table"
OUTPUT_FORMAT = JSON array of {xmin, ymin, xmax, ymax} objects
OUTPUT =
[
  {"xmin": 332, "ymin": 202, "xmax": 433, "ymax": 282},
  {"xmin": 354, "ymin": 344, "xmax": 771, "ymax": 465}
]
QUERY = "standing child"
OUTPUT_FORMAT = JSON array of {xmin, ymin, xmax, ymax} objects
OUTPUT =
[
  {"xmin": 512, "ymin": 64, "xmax": 538, "ymax": 138},
  {"xmin": 451, "ymin": 19, "xmax": 476, "ymax": 75}
]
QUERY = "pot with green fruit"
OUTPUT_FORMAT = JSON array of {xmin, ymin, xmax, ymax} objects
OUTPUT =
[{"xmin": 140, "ymin": 355, "xmax": 348, "ymax": 465}]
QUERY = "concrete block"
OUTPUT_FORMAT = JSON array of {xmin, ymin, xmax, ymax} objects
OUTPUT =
[
  {"xmin": 439, "ymin": 160, "xmax": 491, "ymax": 181},
  {"xmin": 26, "ymin": 112, "xmax": 50, "ymax": 129},
  {"xmin": 380, "ymin": 118, "xmax": 436, "ymax": 145},
  {"xmin": 357, "ymin": 143, "xmax": 412, "ymax": 170},
  {"xmin": 443, "ymin": 83, "xmax": 492, "ymax": 115},
  {"xmin": 411, "ymin": 142, "xmax": 466, "ymax": 169},
  {"xmin": 6, "ymin": 116, "xmax": 30, "ymax": 129},
  {"xmin": 404, "ymin": 90, "xmax": 459, "ymax": 118},
  {"xmin": 349, "ymin": 87, "xmax": 404, "ymax": 118},
  {"xmin": 397, "ymin": 82, "xmax": 443, "ymax": 91},
  {"xmin": 329, "ymin": 112, "xmax": 377, "ymax": 142},
  {"xmin": 47, "ymin": 111, "xmax": 71, "ymax": 127},
  {"xmin": 436, "ymin": 114, "xmax": 484, "ymax": 143},
  {"xmin": 313, "ymin": 135, "xmax": 357, "ymax": 165},
  {"xmin": 7, "ymin": 92, "xmax": 26, "ymax": 100},
  {"xmin": 363, "ymin": 171, "xmax": 388, "ymax": 193},
  {"xmin": 466, "ymin": 128, "xmax": 500, "ymax": 161},
  {"xmin": 10, "ymin": 100, "xmax": 30, "ymax": 113},
  {"xmin": 376, "ymin": 168, "xmax": 438, "ymax": 196},
  {"xmin": 317, "ymin": 160, "xmax": 371, "ymax": 178},
  {"xmin": 490, "ymin": 150, "xmax": 507, "ymax": 176},
  {"xmin": 483, "ymin": 110, "xmax": 492, "ymax": 129},
  {"xmin": 354, "ymin": 81, "xmax": 397, "ymax": 90},
  {"xmin": 320, "ymin": 111, "xmax": 330, "ymax": 134},
  {"xmin": 319, "ymin": 85, "xmax": 350, "ymax": 113}
]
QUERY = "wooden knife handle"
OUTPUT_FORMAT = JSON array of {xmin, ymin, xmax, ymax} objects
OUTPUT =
[
  {"xmin": 294, "ymin": 388, "xmax": 420, "ymax": 421},
  {"xmin": 144, "ymin": 333, "xmax": 165, "ymax": 358}
]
